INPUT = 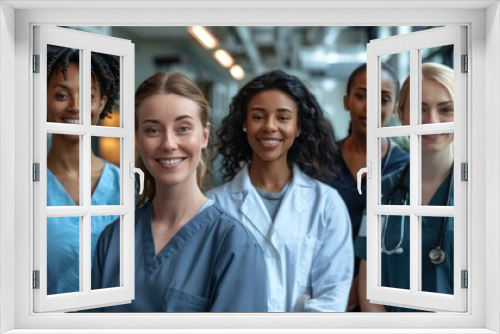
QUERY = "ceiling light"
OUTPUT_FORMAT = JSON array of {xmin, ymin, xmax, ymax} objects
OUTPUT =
[
  {"xmin": 213, "ymin": 49, "xmax": 234, "ymax": 68},
  {"xmin": 187, "ymin": 26, "xmax": 218, "ymax": 50},
  {"xmin": 230, "ymin": 64, "xmax": 245, "ymax": 81}
]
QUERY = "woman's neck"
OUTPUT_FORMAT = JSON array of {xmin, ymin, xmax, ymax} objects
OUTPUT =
[
  {"xmin": 344, "ymin": 133, "xmax": 389, "ymax": 157},
  {"xmin": 248, "ymin": 159, "xmax": 292, "ymax": 193},
  {"xmin": 151, "ymin": 177, "xmax": 206, "ymax": 228},
  {"xmin": 47, "ymin": 135, "xmax": 81, "ymax": 172},
  {"xmin": 47, "ymin": 135, "xmax": 105, "ymax": 174},
  {"xmin": 422, "ymin": 149, "xmax": 454, "ymax": 184}
]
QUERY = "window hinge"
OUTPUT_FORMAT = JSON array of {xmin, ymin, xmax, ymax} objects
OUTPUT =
[
  {"xmin": 461, "ymin": 270, "xmax": 468, "ymax": 289},
  {"xmin": 33, "ymin": 163, "xmax": 40, "ymax": 182},
  {"xmin": 33, "ymin": 54, "xmax": 40, "ymax": 73},
  {"xmin": 461, "ymin": 162, "xmax": 468, "ymax": 181},
  {"xmin": 33, "ymin": 270, "xmax": 40, "ymax": 289},
  {"xmin": 461, "ymin": 54, "xmax": 468, "ymax": 73}
]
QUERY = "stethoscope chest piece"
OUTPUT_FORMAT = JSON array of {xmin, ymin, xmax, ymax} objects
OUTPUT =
[{"xmin": 429, "ymin": 246, "xmax": 446, "ymax": 265}]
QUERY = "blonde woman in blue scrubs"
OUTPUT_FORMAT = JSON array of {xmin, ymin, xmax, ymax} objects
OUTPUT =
[
  {"xmin": 91, "ymin": 72, "xmax": 267, "ymax": 312},
  {"xmin": 208, "ymin": 70, "xmax": 353, "ymax": 312},
  {"xmin": 356, "ymin": 63, "xmax": 455, "ymax": 312}
]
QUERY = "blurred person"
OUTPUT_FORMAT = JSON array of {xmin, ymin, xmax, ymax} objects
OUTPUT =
[
  {"xmin": 330, "ymin": 63, "xmax": 409, "ymax": 311},
  {"xmin": 46, "ymin": 45, "xmax": 120, "ymax": 295},
  {"xmin": 356, "ymin": 63, "xmax": 455, "ymax": 312}
]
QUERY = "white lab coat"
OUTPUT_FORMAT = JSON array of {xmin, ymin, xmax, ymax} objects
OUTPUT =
[{"xmin": 207, "ymin": 164, "xmax": 353, "ymax": 312}]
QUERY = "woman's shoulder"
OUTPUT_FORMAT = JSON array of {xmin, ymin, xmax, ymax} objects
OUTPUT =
[{"xmin": 202, "ymin": 203, "xmax": 260, "ymax": 247}]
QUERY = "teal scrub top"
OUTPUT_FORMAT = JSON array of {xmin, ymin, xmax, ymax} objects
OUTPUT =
[
  {"xmin": 47, "ymin": 163, "xmax": 120, "ymax": 295},
  {"xmin": 355, "ymin": 165, "xmax": 454, "ymax": 312}
]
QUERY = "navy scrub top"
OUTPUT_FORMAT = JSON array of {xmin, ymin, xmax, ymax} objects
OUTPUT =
[
  {"xmin": 91, "ymin": 202, "xmax": 268, "ymax": 312},
  {"xmin": 331, "ymin": 138, "xmax": 409, "ymax": 275},
  {"xmin": 355, "ymin": 166, "xmax": 454, "ymax": 312}
]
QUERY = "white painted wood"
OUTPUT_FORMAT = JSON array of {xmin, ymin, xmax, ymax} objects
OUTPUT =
[
  {"xmin": 4, "ymin": 3, "xmax": 493, "ymax": 333},
  {"xmin": 366, "ymin": 26, "xmax": 467, "ymax": 312},
  {"xmin": 33, "ymin": 26, "xmax": 135, "ymax": 313}
]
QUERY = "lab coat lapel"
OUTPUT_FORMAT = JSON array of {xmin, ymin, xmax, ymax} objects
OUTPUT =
[
  {"xmin": 272, "ymin": 165, "xmax": 309, "ymax": 232},
  {"xmin": 231, "ymin": 166, "xmax": 273, "ymax": 239}
]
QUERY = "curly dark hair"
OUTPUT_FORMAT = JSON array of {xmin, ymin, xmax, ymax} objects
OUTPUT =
[
  {"xmin": 47, "ymin": 45, "xmax": 120, "ymax": 119},
  {"xmin": 216, "ymin": 69, "xmax": 342, "ymax": 186}
]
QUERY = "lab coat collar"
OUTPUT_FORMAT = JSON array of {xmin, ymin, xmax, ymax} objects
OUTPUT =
[{"xmin": 232, "ymin": 164, "xmax": 311, "ymax": 240}]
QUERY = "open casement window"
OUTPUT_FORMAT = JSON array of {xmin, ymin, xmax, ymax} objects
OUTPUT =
[
  {"xmin": 365, "ymin": 26, "xmax": 467, "ymax": 312},
  {"xmin": 33, "ymin": 26, "xmax": 135, "ymax": 312}
]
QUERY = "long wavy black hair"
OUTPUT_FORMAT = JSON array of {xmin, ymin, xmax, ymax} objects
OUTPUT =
[
  {"xmin": 47, "ymin": 45, "xmax": 120, "ymax": 119},
  {"xmin": 216, "ymin": 69, "xmax": 342, "ymax": 186}
]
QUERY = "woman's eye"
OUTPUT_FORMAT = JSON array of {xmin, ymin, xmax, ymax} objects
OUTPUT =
[
  {"xmin": 278, "ymin": 115, "xmax": 290, "ymax": 121},
  {"xmin": 145, "ymin": 128, "xmax": 160, "ymax": 134},
  {"xmin": 55, "ymin": 93, "xmax": 69, "ymax": 101},
  {"xmin": 178, "ymin": 125, "xmax": 191, "ymax": 133},
  {"xmin": 440, "ymin": 107, "xmax": 454, "ymax": 114},
  {"xmin": 252, "ymin": 114, "xmax": 264, "ymax": 120},
  {"xmin": 355, "ymin": 94, "xmax": 366, "ymax": 100}
]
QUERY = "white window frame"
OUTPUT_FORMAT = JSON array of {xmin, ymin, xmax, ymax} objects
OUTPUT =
[
  {"xmin": 33, "ymin": 25, "xmax": 136, "ymax": 312},
  {"xmin": 365, "ymin": 26, "xmax": 468, "ymax": 312},
  {"xmin": 1, "ymin": 1, "xmax": 498, "ymax": 333}
]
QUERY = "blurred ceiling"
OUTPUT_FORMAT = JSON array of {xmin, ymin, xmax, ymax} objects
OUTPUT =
[{"xmin": 119, "ymin": 26, "xmax": 427, "ymax": 81}]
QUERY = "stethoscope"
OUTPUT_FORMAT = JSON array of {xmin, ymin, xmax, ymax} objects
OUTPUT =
[{"xmin": 382, "ymin": 165, "xmax": 453, "ymax": 266}]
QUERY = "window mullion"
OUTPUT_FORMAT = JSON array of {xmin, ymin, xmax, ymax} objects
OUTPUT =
[{"xmin": 81, "ymin": 48, "xmax": 92, "ymax": 294}]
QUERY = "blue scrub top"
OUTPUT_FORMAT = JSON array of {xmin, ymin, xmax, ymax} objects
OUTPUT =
[
  {"xmin": 90, "ymin": 201, "xmax": 268, "ymax": 312},
  {"xmin": 355, "ymin": 165, "xmax": 454, "ymax": 312},
  {"xmin": 331, "ymin": 138, "xmax": 408, "ymax": 275},
  {"xmin": 47, "ymin": 163, "xmax": 120, "ymax": 295}
]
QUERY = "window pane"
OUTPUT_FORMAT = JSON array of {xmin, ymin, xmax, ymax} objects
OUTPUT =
[
  {"xmin": 91, "ymin": 136, "xmax": 121, "ymax": 205},
  {"xmin": 381, "ymin": 51, "xmax": 409, "ymax": 128},
  {"xmin": 421, "ymin": 216, "xmax": 454, "ymax": 295},
  {"xmin": 47, "ymin": 45, "xmax": 81, "ymax": 125},
  {"xmin": 420, "ymin": 45, "xmax": 454, "ymax": 125},
  {"xmin": 91, "ymin": 215, "xmax": 120, "ymax": 291},
  {"xmin": 381, "ymin": 215, "xmax": 410, "ymax": 290},
  {"xmin": 47, "ymin": 216, "xmax": 81, "ymax": 295},
  {"xmin": 381, "ymin": 137, "xmax": 410, "ymax": 206},
  {"xmin": 47, "ymin": 134, "xmax": 81, "ymax": 206},
  {"xmin": 420, "ymin": 133, "xmax": 454, "ymax": 206},
  {"xmin": 90, "ymin": 52, "xmax": 121, "ymax": 128}
]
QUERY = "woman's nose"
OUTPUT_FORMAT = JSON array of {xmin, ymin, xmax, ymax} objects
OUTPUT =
[
  {"xmin": 68, "ymin": 95, "xmax": 80, "ymax": 114},
  {"xmin": 161, "ymin": 132, "xmax": 178, "ymax": 151},
  {"xmin": 423, "ymin": 109, "xmax": 440, "ymax": 124},
  {"xmin": 263, "ymin": 118, "xmax": 277, "ymax": 132}
]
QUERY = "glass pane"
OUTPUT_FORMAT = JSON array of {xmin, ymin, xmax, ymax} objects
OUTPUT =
[
  {"xmin": 380, "ymin": 51, "xmax": 410, "ymax": 128},
  {"xmin": 47, "ymin": 216, "xmax": 81, "ymax": 295},
  {"xmin": 47, "ymin": 135, "xmax": 81, "ymax": 206},
  {"xmin": 419, "ymin": 45, "xmax": 454, "ymax": 125},
  {"xmin": 381, "ymin": 137, "xmax": 410, "ymax": 206},
  {"xmin": 90, "ymin": 52, "xmax": 121, "ymax": 128},
  {"xmin": 421, "ymin": 216, "xmax": 454, "ymax": 295},
  {"xmin": 47, "ymin": 45, "xmax": 81, "ymax": 125},
  {"xmin": 420, "ymin": 133, "xmax": 454, "ymax": 206},
  {"xmin": 91, "ymin": 136, "xmax": 121, "ymax": 206},
  {"xmin": 381, "ymin": 214, "xmax": 410, "ymax": 290},
  {"xmin": 91, "ymin": 215, "xmax": 120, "ymax": 291}
]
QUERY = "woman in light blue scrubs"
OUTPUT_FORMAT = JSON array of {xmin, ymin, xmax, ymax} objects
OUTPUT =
[
  {"xmin": 46, "ymin": 46, "xmax": 121, "ymax": 295},
  {"xmin": 207, "ymin": 70, "xmax": 353, "ymax": 312},
  {"xmin": 91, "ymin": 72, "xmax": 268, "ymax": 312},
  {"xmin": 356, "ymin": 63, "xmax": 455, "ymax": 312}
]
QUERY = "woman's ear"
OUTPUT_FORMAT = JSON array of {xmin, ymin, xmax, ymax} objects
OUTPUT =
[
  {"xmin": 202, "ymin": 122, "xmax": 210, "ymax": 149},
  {"xmin": 99, "ymin": 95, "xmax": 108, "ymax": 113},
  {"xmin": 343, "ymin": 95, "xmax": 349, "ymax": 111}
]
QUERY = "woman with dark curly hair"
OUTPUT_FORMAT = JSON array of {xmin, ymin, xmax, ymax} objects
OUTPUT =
[
  {"xmin": 207, "ymin": 69, "xmax": 353, "ymax": 312},
  {"xmin": 46, "ymin": 45, "xmax": 121, "ymax": 295}
]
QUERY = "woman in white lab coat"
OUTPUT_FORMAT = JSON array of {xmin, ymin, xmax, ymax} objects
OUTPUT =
[{"xmin": 207, "ymin": 70, "xmax": 353, "ymax": 312}]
